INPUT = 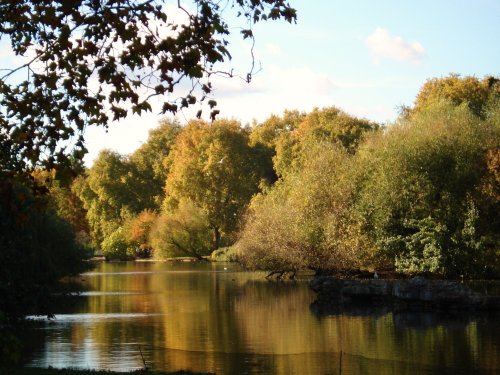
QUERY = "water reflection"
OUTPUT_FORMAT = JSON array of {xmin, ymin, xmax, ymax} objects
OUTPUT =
[{"xmin": 27, "ymin": 262, "xmax": 500, "ymax": 374}]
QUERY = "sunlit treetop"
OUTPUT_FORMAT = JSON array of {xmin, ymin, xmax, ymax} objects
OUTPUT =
[
  {"xmin": 0, "ymin": 0, "xmax": 296, "ymax": 171},
  {"xmin": 411, "ymin": 74, "xmax": 500, "ymax": 118}
]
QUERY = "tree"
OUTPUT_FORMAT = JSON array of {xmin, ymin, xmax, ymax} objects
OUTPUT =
[
  {"xmin": 164, "ymin": 119, "xmax": 271, "ymax": 249},
  {"xmin": 124, "ymin": 209, "xmax": 158, "ymax": 258},
  {"xmin": 411, "ymin": 74, "xmax": 500, "ymax": 118},
  {"xmin": 150, "ymin": 200, "xmax": 212, "ymax": 259},
  {"xmin": 238, "ymin": 141, "xmax": 370, "ymax": 276},
  {"xmin": 72, "ymin": 150, "xmax": 140, "ymax": 247},
  {"xmin": 354, "ymin": 101, "xmax": 500, "ymax": 277},
  {"xmin": 0, "ymin": 0, "xmax": 296, "ymax": 171},
  {"xmin": 0, "ymin": 172, "xmax": 90, "ymax": 323},
  {"xmin": 31, "ymin": 168, "xmax": 91, "ymax": 246},
  {"xmin": 272, "ymin": 107, "xmax": 379, "ymax": 178},
  {"xmin": 250, "ymin": 109, "xmax": 305, "ymax": 148},
  {"xmin": 129, "ymin": 119, "xmax": 182, "ymax": 209}
]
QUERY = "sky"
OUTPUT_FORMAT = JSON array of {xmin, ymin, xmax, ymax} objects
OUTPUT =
[{"xmin": 2, "ymin": 0, "xmax": 500, "ymax": 165}]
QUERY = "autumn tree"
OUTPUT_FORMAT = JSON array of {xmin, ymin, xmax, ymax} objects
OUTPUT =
[
  {"xmin": 272, "ymin": 107, "xmax": 379, "ymax": 178},
  {"xmin": 165, "ymin": 119, "xmax": 271, "ymax": 250},
  {"xmin": 411, "ymin": 74, "xmax": 500, "ymax": 118},
  {"xmin": 129, "ymin": 119, "xmax": 182, "ymax": 208},
  {"xmin": 32, "ymin": 168, "xmax": 91, "ymax": 246},
  {"xmin": 124, "ymin": 209, "xmax": 158, "ymax": 258},
  {"xmin": 238, "ymin": 141, "xmax": 370, "ymax": 276},
  {"xmin": 0, "ymin": 0, "xmax": 296, "ymax": 171}
]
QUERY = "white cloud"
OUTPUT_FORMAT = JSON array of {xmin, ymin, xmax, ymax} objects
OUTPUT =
[
  {"xmin": 366, "ymin": 27, "xmax": 425, "ymax": 64},
  {"xmin": 206, "ymin": 65, "xmax": 338, "ymax": 123},
  {"xmin": 82, "ymin": 65, "xmax": 406, "ymax": 166}
]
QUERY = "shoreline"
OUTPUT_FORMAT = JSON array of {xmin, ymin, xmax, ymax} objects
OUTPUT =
[{"xmin": 310, "ymin": 276, "xmax": 500, "ymax": 312}]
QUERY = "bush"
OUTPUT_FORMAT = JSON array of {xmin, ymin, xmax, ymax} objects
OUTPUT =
[
  {"xmin": 210, "ymin": 246, "xmax": 239, "ymax": 262},
  {"xmin": 101, "ymin": 227, "xmax": 134, "ymax": 260},
  {"xmin": 150, "ymin": 200, "xmax": 212, "ymax": 259},
  {"xmin": 123, "ymin": 209, "xmax": 157, "ymax": 258}
]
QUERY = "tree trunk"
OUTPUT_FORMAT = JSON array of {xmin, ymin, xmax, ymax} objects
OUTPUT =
[{"xmin": 212, "ymin": 226, "xmax": 221, "ymax": 251}]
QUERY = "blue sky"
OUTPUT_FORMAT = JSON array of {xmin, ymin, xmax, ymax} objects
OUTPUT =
[{"xmin": 2, "ymin": 1, "xmax": 499, "ymax": 165}]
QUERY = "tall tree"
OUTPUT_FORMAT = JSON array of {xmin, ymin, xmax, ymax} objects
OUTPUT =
[
  {"xmin": 355, "ymin": 101, "xmax": 500, "ymax": 276},
  {"xmin": 0, "ymin": 0, "xmax": 296, "ymax": 171},
  {"xmin": 165, "ymin": 119, "xmax": 270, "ymax": 249},
  {"xmin": 129, "ymin": 119, "xmax": 182, "ymax": 209},
  {"xmin": 73, "ymin": 150, "xmax": 139, "ymax": 246}
]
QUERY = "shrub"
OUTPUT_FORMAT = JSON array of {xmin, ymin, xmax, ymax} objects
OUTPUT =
[
  {"xmin": 101, "ymin": 227, "xmax": 134, "ymax": 260},
  {"xmin": 150, "ymin": 200, "xmax": 212, "ymax": 259},
  {"xmin": 210, "ymin": 246, "xmax": 240, "ymax": 262},
  {"xmin": 123, "ymin": 209, "xmax": 157, "ymax": 258}
]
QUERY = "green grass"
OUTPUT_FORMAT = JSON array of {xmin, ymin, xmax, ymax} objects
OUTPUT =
[{"xmin": 1, "ymin": 368, "xmax": 214, "ymax": 375}]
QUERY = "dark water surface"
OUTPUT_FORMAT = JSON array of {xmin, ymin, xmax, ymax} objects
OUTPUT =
[{"xmin": 27, "ymin": 262, "xmax": 500, "ymax": 374}]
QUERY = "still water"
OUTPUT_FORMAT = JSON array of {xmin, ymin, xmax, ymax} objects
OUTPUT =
[{"xmin": 27, "ymin": 262, "xmax": 499, "ymax": 374}]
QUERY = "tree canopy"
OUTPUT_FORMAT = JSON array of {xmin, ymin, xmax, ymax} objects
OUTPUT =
[
  {"xmin": 164, "ymin": 119, "xmax": 272, "ymax": 249},
  {"xmin": 0, "ymin": 0, "xmax": 296, "ymax": 171},
  {"xmin": 410, "ymin": 74, "xmax": 500, "ymax": 118}
]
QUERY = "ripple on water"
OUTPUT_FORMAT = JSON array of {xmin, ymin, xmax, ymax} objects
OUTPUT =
[{"xmin": 27, "ymin": 313, "xmax": 166, "ymax": 322}]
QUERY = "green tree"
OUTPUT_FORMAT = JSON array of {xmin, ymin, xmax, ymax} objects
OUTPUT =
[
  {"xmin": 129, "ymin": 119, "xmax": 182, "ymax": 209},
  {"xmin": 0, "ymin": 0, "xmax": 296, "ymax": 171},
  {"xmin": 238, "ymin": 141, "xmax": 371, "ymax": 275},
  {"xmin": 150, "ymin": 200, "xmax": 212, "ymax": 259},
  {"xmin": 165, "ymin": 119, "xmax": 270, "ymax": 249},
  {"xmin": 272, "ymin": 107, "xmax": 379, "ymax": 178},
  {"xmin": 355, "ymin": 101, "xmax": 500, "ymax": 277},
  {"xmin": 72, "ymin": 150, "xmax": 139, "ymax": 247},
  {"xmin": 73, "ymin": 120, "xmax": 182, "ymax": 251},
  {"xmin": 101, "ymin": 227, "xmax": 134, "ymax": 260}
]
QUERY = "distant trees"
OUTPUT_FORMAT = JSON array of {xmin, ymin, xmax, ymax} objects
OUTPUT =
[
  {"xmin": 74, "ymin": 117, "xmax": 274, "ymax": 259},
  {"xmin": 30, "ymin": 73, "xmax": 498, "ymax": 279},
  {"xmin": 239, "ymin": 108, "xmax": 379, "ymax": 274},
  {"xmin": 354, "ymin": 101, "xmax": 499, "ymax": 276},
  {"xmin": 73, "ymin": 120, "xmax": 182, "ymax": 258},
  {"xmin": 238, "ymin": 76, "xmax": 500, "ymax": 278}
]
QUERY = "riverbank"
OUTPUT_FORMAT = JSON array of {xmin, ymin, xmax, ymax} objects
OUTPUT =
[
  {"xmin": 2, "ymin": 367, "xmax": 213, "ymax": 375},
  {"xmin": 310, "ymin": 276, "xmax": 500, "ymax": 311}
]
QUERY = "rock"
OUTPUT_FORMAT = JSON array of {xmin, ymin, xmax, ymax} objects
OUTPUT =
[{"xmin": 310, "ymin": 276, "xmax": 499, "ymax": 311}]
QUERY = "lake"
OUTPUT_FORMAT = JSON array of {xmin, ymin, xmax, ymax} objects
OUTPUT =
[{"xmin": 26, "ymin": 262, "xmax": 500, "ymax": 374}]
